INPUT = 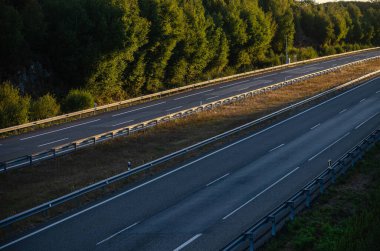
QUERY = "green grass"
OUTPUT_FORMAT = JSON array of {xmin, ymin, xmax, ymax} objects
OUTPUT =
[{"xmin": 263, "ymin": 144, "xmax": 380, "ymax": 251}]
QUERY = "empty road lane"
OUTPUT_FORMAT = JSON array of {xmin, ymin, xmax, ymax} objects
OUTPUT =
[
  {"xmin": 1, "ymin": 77, "xmax": 379, "ymax": 250},
  {"xmin": 0, "ymin": 50, "xmax": 379, "ymax": 162}
]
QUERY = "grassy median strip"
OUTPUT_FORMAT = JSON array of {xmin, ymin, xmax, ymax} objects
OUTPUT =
[
  {"xmin": 1, "ymin": 59, "xmax": 380, "ymax": 241},
  {"xmin": 262, "ymin": 144, "xmax": 380, "ymax": 251}
]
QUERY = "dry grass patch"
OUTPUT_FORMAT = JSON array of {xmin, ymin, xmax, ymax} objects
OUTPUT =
[{"xmin": 0, "ymin": 59, "xmax": 380, "ymax": 240}]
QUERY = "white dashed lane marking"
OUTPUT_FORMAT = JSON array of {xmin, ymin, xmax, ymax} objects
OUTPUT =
[
  {"xmin": 20, "ymin": 119, "xmax": 101, "ymax": 141},
  {"xmin": 38, "ymin": 138, "xmax": 69, "ymax": 147}
]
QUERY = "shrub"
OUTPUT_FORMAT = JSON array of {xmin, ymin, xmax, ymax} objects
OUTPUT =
[
  {"xmin": 293, "ymin": 227, "xmax": 316, "ymax": 251},
  {"xmin": 0, "ymin": 81, "xmax": 30, "ymax": 128},
  {"xmin": 290, "ymin": 47, "xmax": 319, "ymax": 61},
  {"xmin": 62, "ymin": 89, "xmax": 95, "ymax": 113},
  {"xmin": 30, "ymin": 93, "xmax": 60, "ymax": 120},
  {"xmin": 334, "ymin": 44, "xmax": 345, "ymax": 54},
  {"xmin": 322, "ymin": 45, "xmax": 337, "ymax": 56}
]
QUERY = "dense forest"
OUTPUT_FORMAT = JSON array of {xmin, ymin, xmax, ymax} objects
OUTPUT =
[{"xmin": 0, "ymin": 0, "xmax": 379, "ymax": 128}]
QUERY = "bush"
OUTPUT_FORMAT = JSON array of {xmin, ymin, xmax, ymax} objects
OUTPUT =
[
  {"xmin": 290, "ymin": 47, "xmax": 319, "ymax": 61},
  {"xmin": 334, "ymin": 44, "xmax": 345, "ymax": 54},
  {"xmin": 30, "ymin": 93, "xmax": 60, "ymax": 120},
  {"xmin": 0, "ymin": 81, "xmax": 30, "ymax": 128},
  {"xmin": 62, "ymin": 89, "xmax": 95, "ymax": 113},
  {"xmin": 321, "ymin": 45, "xmax": 337, "ymax": 56}
]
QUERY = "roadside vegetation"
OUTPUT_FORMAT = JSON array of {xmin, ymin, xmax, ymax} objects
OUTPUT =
[
  {"xmin": 0, "ymin": 58, "xmax": 379, "ymax": 241},
  {"xmin": 0, "ymin": 0, "xmax": 379, "ymax": 128},
  {"xmin": 262, "ymin": 144, "xmax": 380, "ymax": 251}
]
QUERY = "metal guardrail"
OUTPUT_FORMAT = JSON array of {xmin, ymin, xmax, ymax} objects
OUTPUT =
[
  {"xmin": 1, "ymin": 47, "xmax": 379, "ymax": 135},
  {"xmin": 1, "ymin": 69, "xmax": 379, "ymax": 229},
  {"xmin": 223, "ymin": 128, "xmax": 380, "ymax": 251},
  {"xmin": 1, "ymin": 56, "xmax": 379, "ymax": 172}
]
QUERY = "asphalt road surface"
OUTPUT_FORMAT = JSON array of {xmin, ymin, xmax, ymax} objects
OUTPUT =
[
  {"xmin": 0, "ymin": 50, "xmax": 380, "ymax": 162},
  {"xmin": 1, "ymin": 76, "xmax": 379, "ymax": 250}
]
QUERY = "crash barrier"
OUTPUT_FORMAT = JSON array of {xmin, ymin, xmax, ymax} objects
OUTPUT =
[
  {"xmin": 1, "ymin": 56, "xmax": 379, "ymax": 172},
  {"xmin": 1, "ymin": 47, "xmax": 379, "ymax": 136},
  {"xmin": 223, "ymin": 128, "xmax": 380, "ymax": 251},
  {"xmin": 1, "ymin": 71, "xmax": 379, "ymax": 230}
]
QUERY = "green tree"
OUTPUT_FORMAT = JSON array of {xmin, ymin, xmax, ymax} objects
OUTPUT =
[
  {"xmin": 41, "ymin": 0, "xmax": 141, "ymax": 92},
  {"xmin": 260, "ymin": 0, "xmax": 295, "ymax": 53},
  {"xmin": 362, "ymin": 6, "xmax": 380, "ymax": 45},
  {"xmin": 166, "ymin": 0, "xmax": 213, "ymax": 86},
  {"xmin": 86, "ymin": 0, "xmax": 149, "ymax": 103},
  {"xmin": 30, "ymin": 93, "xmax": 60, "ymax": 120},
  {"xmin": 62, "ymin": 89, "xmax": 94, "ymax": 113},
  {"xmin": 139, "ymin": 0, "xmax": 185, "ymax": 92},
  {"xmin": 326, "ymin": 4, "xmax": 350, "ymax": 45},
  {"xmin": 204, "ymin": 27, "xmax": 229, "ymax": 77},
  {"xmin": 20, "ymin": 0, "xmax": 46, "ymax": 52},
  {"xmin": 346, "ymin": 3, "xmax": 364, "ymax": 43},
  {"xmin": 204, "ymin": 0, "xmax": 273, "ymax": 70},
  {"xmin": 0, "ymin": 82, "xmax": 30, "ymax": 128},
  {"xmin": 0, "ymin": 2, "xmax": 27, "ymax": 77}
]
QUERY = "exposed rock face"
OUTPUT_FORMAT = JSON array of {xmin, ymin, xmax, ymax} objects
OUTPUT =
[{"xmin": 16, "ymin": 61, "xmax": 51, "ymax": 96}]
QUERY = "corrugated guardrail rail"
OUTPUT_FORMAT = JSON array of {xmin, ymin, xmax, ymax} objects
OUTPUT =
[
  {"xmin": 1, "ymin": 56, "xmax": 379, "ymax": 172},
  {"xmin": 0, "ymin": 47, "xmax": 379, "ymax": 136},
  {"xmin": 0, "ymin": 70, "xmax": 379, "ymax": 229},
  {"xmin": 222, "ymin": 127, "xmax": 380, "ymax": 251}
]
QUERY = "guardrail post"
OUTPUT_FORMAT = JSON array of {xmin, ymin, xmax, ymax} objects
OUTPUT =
[
  {"xmin": 247, "ymin": 233, "xmax": 255, "ymax": 251},
  {"xmin": 73, "ymin": 142, "xmax": 77, "ymax": 151},
  {"xmin": 348, "ymin": 152, "xmax": 355, "ymax": 167},
  {"xmin": 28, "ymin": 155, "xmax": 33, "ymax": 166},
  {"xmin": 370, "ymin": 134, "xmax": 376, "ymax": 144},
  {"xmin": 287, "ymin": 201, "xmax": 295, "ymax": 221},
  {"xmin": 44, "ymin": 204, "xmax": 51, "ymax": 217},
  {"xmin": 268, "ymin": 215, "xmax": 276, "ymax": 236},
  {"xmin": 304, "ymin": 189, "xmax": 311, "ymax": 208},
  {"xmin": 329, "ymin": 165, "xmax": 336, "ymax": 183},
  {"xmin": 317, "ymin": 178, "xmax": 324, "ymax": 194}
]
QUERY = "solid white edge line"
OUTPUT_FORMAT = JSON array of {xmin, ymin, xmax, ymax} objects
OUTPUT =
[
  {"xmin": 112, "ymin": 120, "xmax": 135, "ymax": 127},
  {"xmin": 308, "ymin": 132, "xmax": 351, "ymax": 162},
  {"xmin": 1, "ymin": 76, "xmax": 378, "ymax": 249},
  {"xmin": 238, "ymin": 87, "xmax": 250, "ymax": 91},
  {"xmin": 174, "ymin": 89, "xmax": 214, "ymax": 100},
  {"xmin": 173, "ymin": 234, "xmax": 202, "ymax": 251},
  {"xmin": 310, "ymin": 123, "xmax": 321, "ymax": 130},
  {"xmin": 112, "ymin": 102, "xmax": 166, "ymax": 117},
  {"xmin": 222, "ymin": 166, "xmax": 300, "ymax": 220},
  {"xmin": 206, "ymin": 96, "xmax": 219, "ymax": 100},
  {"xmin": 355, "ymin": 112, "xmax": 379, "ymax": 130},
  {"xmin": 166, "ymin": 106, "xmax": 183, "ymax": 112},
  {"xmin": 96, "ymin": 222, "xmax": 139, "ymax": 246},
  {"xmin": 206, "ymin": 173, "xmax": 230, "ymax": 187},
  {"xmin": 38, "ymin": 138, "xmax": 69, "ymax": 147},
  {"xmin": 269, "ymin": 143, "xmax": 285, "ymax": 152},
  {"xmin": 20, "ymin": 119, "xmax": 101, "ymax": 141}
]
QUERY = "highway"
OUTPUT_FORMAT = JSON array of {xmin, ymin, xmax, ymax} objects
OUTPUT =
[
  {"xmin": 0, "ymin": 49, "xmax": 379, "ymax": 162},
  {"xmin": 1, "ymin": 76, "xmax": 379, "ymax": 250}
]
